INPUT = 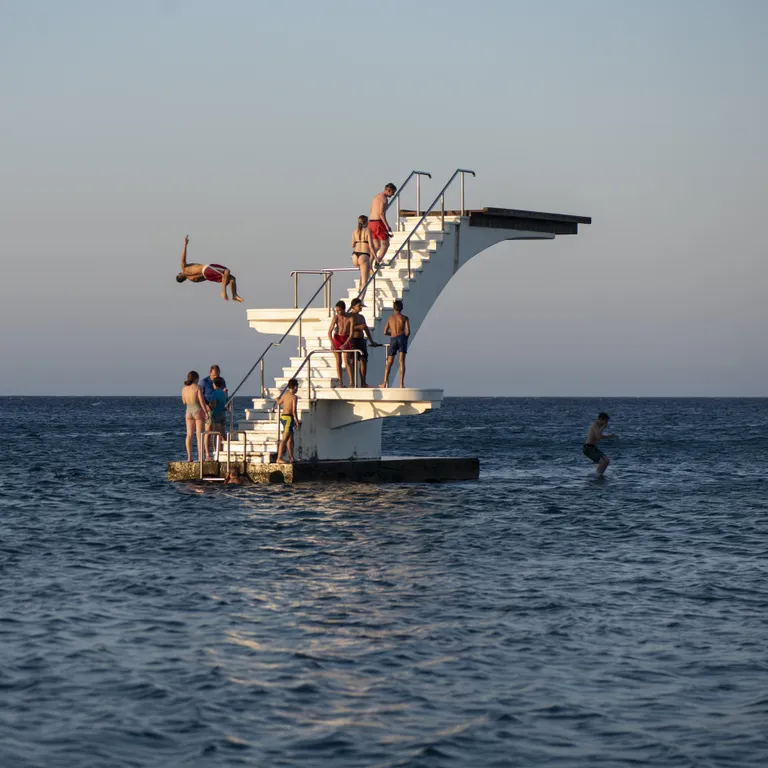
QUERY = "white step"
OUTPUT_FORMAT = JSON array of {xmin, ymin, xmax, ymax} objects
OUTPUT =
[
  {"xmin": 242, "ymin": 408, "xmax": 274, "ymax": 421},
  {"xmin": 237, "ymin": 424, "xmax": 282, "ymax": 438},
  {"xmin": 264, "ymin": 381, "xmax": 338, "ymax": 399},
  {"xmin": 250, "ymin": 398, "xmax": 275, "ymax": 409},
  {"xmin": 274, "ymin": 375, "xmax": 339, "ymax": 389},
  {"xmin": 288, "ymin": 355, "xmax": 336, "ymax": 370}
]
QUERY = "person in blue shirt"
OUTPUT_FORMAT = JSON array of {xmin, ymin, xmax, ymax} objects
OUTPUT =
[
  {"xmin": 201, "ymin": 365, "xmax": 227, "ymax": 456},
  {"xmin": 207, "ymin": 377, "xmax": 228, "ymax": 457},
  {"xmin": 201, "ymin": 365, "xmax": 227, "ymax": 404}
]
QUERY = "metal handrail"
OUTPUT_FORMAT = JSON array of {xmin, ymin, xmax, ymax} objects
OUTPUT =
[
  {"xmin": 225, "ymin": 431, "xmax": 250, "ymax": 475},
  {"xmin": 389, "ymin": 170, "xmax": 432, "ymax": 231},
  {"xmin": 272, "ymin": 339, "xmax": 396, "ymax": 443},
  {"xmin": 290, "ymin": 267, "xmax": 359, "ymax": 311},
  {"xmin": 286, "ymin": 171, "xmax": 434, "ymax": 317},
  {"xmin": 357, "ymin": 168, "xmax": 475, "ymax": 302},
  {"xmin": 224, "ymin": 271, "xmax": 334, "ymax": 435},
  {"xmin": 274, "ymin": 348, "xmax": 363, "ymax": 441},
  {"xmin": 198, "ymin": 430, "xmax": 224, "ymax": 480}
]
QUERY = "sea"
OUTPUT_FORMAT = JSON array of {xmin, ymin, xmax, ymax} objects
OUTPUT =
[{"xmin": 1, "ymin": 396, "xmax": 767, "ymax": 768}]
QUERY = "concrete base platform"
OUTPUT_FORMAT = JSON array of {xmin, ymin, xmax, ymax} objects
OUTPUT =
[{"xmin": 167, "ymin": 456, "xmax": 479, "ymax": 484}]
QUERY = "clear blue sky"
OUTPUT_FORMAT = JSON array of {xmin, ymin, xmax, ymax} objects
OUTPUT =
[{"xmin": 1, "ymin": 0, "xmax": 766, "ymax": 396}]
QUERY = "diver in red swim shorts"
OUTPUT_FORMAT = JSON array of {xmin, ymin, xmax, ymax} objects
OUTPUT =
[
  {"xmin": 369, "ymin": 183, "xmax": 397, "ymax": 266},
  {"xmin": 175, "ymin": 235, "xmax": 243, "ymax": 302}
]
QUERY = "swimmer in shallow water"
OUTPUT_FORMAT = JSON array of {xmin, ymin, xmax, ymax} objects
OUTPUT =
[{"xmin": 583, "ymin": 412, "xmax": 618, "ymax": 476}]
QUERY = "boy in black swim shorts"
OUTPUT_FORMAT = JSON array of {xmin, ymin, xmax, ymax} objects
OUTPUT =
[{"xmin": 583, "ymin": 412, "xmax": 618, "ymax": 476}]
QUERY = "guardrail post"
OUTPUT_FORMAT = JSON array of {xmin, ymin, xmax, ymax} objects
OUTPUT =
[
  {"xmin": 407, "ymin": 242, "xmax": 411, "ymax": 280},
  {"xmin": 460, "ymin": 173, "xmax": 465, "ymax": 216},
  {"xmin": 440, "ymin": 193, "xmax": 445, "ymax": 232},
  {"xmin": 416, "ymin": 174, "xmax": 421, "ymax": 219},
  {"xmin": 293, "ymin": 272, "xmax": 298, "ymax": 308},
  {"xmin": 298, "ymin": 316, "xmax": 302, "ymax": 356},
  {"xmin": 260, "ymin": 359, "xmax": 265, "ymax": 397}
]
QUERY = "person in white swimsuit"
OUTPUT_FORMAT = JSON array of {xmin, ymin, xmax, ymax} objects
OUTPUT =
[{"xmin": 175, "ymin": 235, "xmax": 243, "ymax": 302}]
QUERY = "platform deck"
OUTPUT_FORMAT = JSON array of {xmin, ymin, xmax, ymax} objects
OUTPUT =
[{"xmin": 167, "ymin": 456, "xmax": 479, "ymax": 484}]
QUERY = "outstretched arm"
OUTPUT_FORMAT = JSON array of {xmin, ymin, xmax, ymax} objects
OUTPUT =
[{"xmin": 180, "ymin": 235, "xmax": 190, "ymax": 270}]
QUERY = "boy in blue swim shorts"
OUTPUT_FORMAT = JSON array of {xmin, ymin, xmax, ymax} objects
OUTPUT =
[{"xmin": 382, "ymin": 299, "xmax": 410, "ymax": 388}]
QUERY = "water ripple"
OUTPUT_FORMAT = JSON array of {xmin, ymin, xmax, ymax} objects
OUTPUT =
[{"xmin": 1, "ymin": 397, "xmax": 767, "ymax": 766}]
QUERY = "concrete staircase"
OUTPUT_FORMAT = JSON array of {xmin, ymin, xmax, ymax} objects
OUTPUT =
[{"xmin": 228, "ymin": 215, "xmax": 450, "ymax": 463}]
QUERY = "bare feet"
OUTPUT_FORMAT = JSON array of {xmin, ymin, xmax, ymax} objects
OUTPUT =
[
  {"xmin": 222, "ymin": 294, "xmax": 229, "ymax": 301},
  {"xmin": 233, "ymin": 296, "xmax": 244, "ymax": 303},
  {"xmin": 380, "ymin": 382, "xmax": 388, "ymax": 388},
  {"xmin": 277, "ymin": 458, "xmax": 287, "ymax": 465}
]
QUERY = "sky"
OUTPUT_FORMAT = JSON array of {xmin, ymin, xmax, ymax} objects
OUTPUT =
[{"xmin": 1, "ymin": 0, "xmax": 766, "ymax": 396}]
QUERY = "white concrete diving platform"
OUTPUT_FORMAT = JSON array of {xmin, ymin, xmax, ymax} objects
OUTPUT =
[{"xmin": 168, "ymin": 169, "xmax": 590, "ymax": 478}]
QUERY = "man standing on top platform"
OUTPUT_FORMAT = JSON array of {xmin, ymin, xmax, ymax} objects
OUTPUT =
[{"xmin": 369, "ymin": 183, "xmax": 396, "ymax": 266}]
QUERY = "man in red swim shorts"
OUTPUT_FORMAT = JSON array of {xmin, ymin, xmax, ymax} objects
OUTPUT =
[
  {"xmin": 327, "ymin": 300, "xmax": 355, "ymax": 387},
  {"xmin": 369, "ymin": 183, "xmax": 397, "ymax": 266},
  {"xmin": 175, "ymin": 235, "xmax": 243, "ymax": 302}
]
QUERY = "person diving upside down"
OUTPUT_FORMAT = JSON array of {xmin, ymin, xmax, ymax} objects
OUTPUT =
[{"xmin": 175, "ymin": 235, "xmax": 243, "ymax": 302}]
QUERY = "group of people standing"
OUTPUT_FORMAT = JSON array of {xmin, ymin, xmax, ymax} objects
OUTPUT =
[
  {"xmin": 328, "ymin": 298, "xmax": 410, "ymax": 389},
  {"xmin": 180, "ymin": 365, "xmax": 228, "ymax": 462}
]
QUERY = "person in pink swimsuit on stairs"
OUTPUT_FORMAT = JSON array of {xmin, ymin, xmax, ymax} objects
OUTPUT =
[{"xmin": 175, "ymin": 235, "xmax": 243, "ymax": 302}]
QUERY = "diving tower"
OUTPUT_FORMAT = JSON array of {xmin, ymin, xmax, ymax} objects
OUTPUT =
[{"xmin": 167, "ymin": 169, "xmax": 590, "ymax": 483}]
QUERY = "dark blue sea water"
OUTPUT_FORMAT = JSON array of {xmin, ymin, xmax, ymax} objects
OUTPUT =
[{"xmin": 2, "ymin": 397, "xmax": 767, "ymax": 767}]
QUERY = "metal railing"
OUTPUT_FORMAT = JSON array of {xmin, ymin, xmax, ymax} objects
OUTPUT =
[
  {"xmin": 195, "ymin": 430, "xmax": 251, "ymax": 480},
  {"xmin": 291, "ymin": 267, "xmax": 359, "ymax": 314},
  {"xmin": 224, "ymin": 271, "xmax": 334, "ymax": 435},
  {"xmin": 225, "ymin": 431, "xmax": 250, "ymax": 474},
  {"xmin": 198, "ymin": 430, "xmax": 224, "ymax": 480},
  {"xmin": 274, "ymin": 348, "xmax": 361, "ymax": 441},
  {"xmin": 390, "ymin": 170, "xmax": 432, "ymax": 231},
  {"xmin": 357, "ymin": 168, "xmax": 475, "ymax": 301}
]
